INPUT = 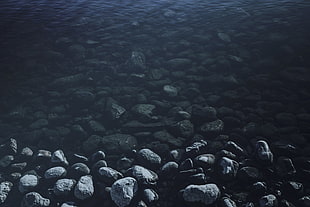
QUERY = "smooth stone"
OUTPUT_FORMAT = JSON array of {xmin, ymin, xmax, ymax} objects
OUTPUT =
[
  {"xmin": 194, "ymin": 154, "xmax": 215, "ymax": 169},
  {"xmin": 126, "ymin": 165, "xmax": 158, "ymax": 186},
  {"xmin": 89, "ymin": 151, "xmax": 106, "ymax": 163},
  {"xmin": 255, "ymin": 140, "xmax": 273, "ymax": 164},
  {"xmin": 74, "ymin": 175, "xmax": 94, "ymax": 200},
  {"xmin": 44, "ymin": 166, "xmax": 67, "ymax": 179},
  {"xmin": 259, "ymin": 194, "xmax": 278, "ymax": 207},
  {"xmin": 0, "ymin": 181, "xmax": 13, "ymax": 204},
  {"xmin": 110, "ymin": 177, "xmax": 138, "ymax": 207},
  {"xmin": 69, "ymin": 163, "xmax": 90, "ymax": 179},
  {"xmin": 53, "ymin": 179, "xmax": 76, "ymax": 196},
  {"xmin": 160, "ymin": 161, "xmax": 179, "ymax": 176},
  {"xmin": 136, "ymin": 148, "xmax": 162, "ymax": 169},
  {"xmin": 60, "ymin": 202, "xmax": 78, "ymax": 207},
  {"xmin": 51, "ymin": 150, "xmax": 69, "ymax": 166},
  {"xmin": 19, "ymin": 174, "xmax": 39, "ymax": 193},
  {"xmin": 98, "ymin": 167, "xmax": 123, "ymax": 185},
  {"xmin": 21, "ymin": 192, "xmax": 50, "ymax": 207},
  {"xmin": 183, "ymin": 183, "xmax": 220, "ymax": 205},
  {"xmin": 218, "ymin": 157, "xmax": 239, "ymax": 180},
  {"xmin": 143, "ymin": 188, "xmax": 159, "ymax": 204}
]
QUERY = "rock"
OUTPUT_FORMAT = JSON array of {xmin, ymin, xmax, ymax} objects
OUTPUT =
[
  {"xmin": 169, "ymin": 120, "xmax": 194, "ymax": 138},
  {"xmin": 163, "ymin": 85, "xmax": 178, "ymax": 97},
  {"xmin": 238, "ymin": 167, "xmax": 261, "ymax": 183},
  {"xmin": 194, "ymin": 154, "xmax": 216, "ymax": 169},
  {"xmin": 200, "ymin": 119, "xmax": 224, "ymax": 135},
  {"xmin": 220, "ymin": 197, "xmax": 237, "ymax": 207},
  {"xmin": 183, "ymin": 183, "xmax": 220, "ymax": 205},
  {"xmin": 71, "ymin": 89, "xmax": 95, "ymax": 108},
  {"xmin": 0, "ymin": 138, "xmax": 17, "ymax": 155},
  {"xmin": 35, "ymin": 150, "xmax": 52, "ymax": 163},
  {"xmin": 88, "ymin": 120, "xmax": 106, "ymax": 135},
  {"xmin": 167, "ymin": 58, "xmax": 192, "ymax": 69},
  {"xmin": 50, "ymin": 73, "xmax": 85, "ymax": 88},
  {"xmin": 74, "ymin": 175, "xmax": 94, "ymax": 200},
  {"xmin": 160, "ymin": 161, "xmax": 179, "ymax": 177},
  {"xmin": 131, "ymin": 104, "xmax": 157, "ymax": 122},
  {"xmin": 153, "ymin": 130, "xmax": 184, "ymax": 147},
  {"xmin": 251, "ymin": 182, "xmax": 268, "ymax": 197},
  {"xmin": 225, "ymin": 141, "xmax": 245, "ymax": 156},
  {"xmin": 191, "ymin": 105, "xmax": 217, "ymax": 123},
  {"xmin": 51, "ymin": 150, "xmax": 69, "ymax": 166},
  {"xmin": 276, "ymin": 157, "xmax": 296, "ymax": 178},
  {"xmin": 44, "ymin": 166, "xmax": 67, "ymax": 179},
  {"xmin": 0, "ymin": 181, "xmax": 13, "ymax": 204},
  {"xmin": 143, "ymin": 189, "xmax": 159, "ymax": 204},
  {"xmin": 255, "ymin": 140, "xmax": 273, "ymax": 164},
  {"xmin": 60, "ymin": 202, "xmax": 78, "ymax": 207},
  {"xmin": 185, "ymin": 140, "xmax": 208, "ymax": 156},
  {"xmin": 0, "ymin": 155, "xmax": 14, "ymax": 168},
  {"xmin": 89, "ymin": 151, "xmax": 106, "ymax": 163},
  {"xmin": 281, "ymin": 181, "xmax": 303, "ymax": 199},
  {"xmin": 218, "ymin": 157, "xmax": 239, "ymax": 180},
  {"xmin": 126, "ymin": 165, "xmax": 158, "ymax": 186},
  {"xmin": 136, "ymin": 148, "xmax": 162, "ymax": 169},
  {"xmin": 259, "ymin": 194, "xmax": 278, "ymax": 207},
  {"xmin": 69, "ymin": 163, "xmax": 90, "ymax": 179},
  {"xmin": 98, "ymin": 167, "xmax": 123, "ymax": 185},
  {"xmin": 20, "ymin": 147, "xmax": 34, "ymax": 160},
  {"xmin": 19, "ymin": 174, "xmax": 39, "ymax": 193},
  {"xmin": 110, "ymin": 177, "xmax": 138, "ymax": 207},
  {"xmin": 179, "ymin": 158, "xmax": 194, "ymax": 171},
  {"xmin": 298, "ymin": 196, "xmax": 310, "ymax": 207},
  {"xmin": 53, "ymin": 179, "xmax": 76, "ymax": 196},
  {"xmin": 127, "ymin": 51, "xmax": 146, "ymax": 71},
  {"xmin": 218, "ymin": 32, "xmax": 231, "ymax": 42},
  {"xmin": 83, "ymin": 134, "xmax": 137, "ymax": 154},
  {"xmin": 21, "ymin": 192, "xmax": 50, "ymax": 207}
]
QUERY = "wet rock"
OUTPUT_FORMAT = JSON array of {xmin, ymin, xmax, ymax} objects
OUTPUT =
[
  {"xmin": 276, "ymin": 157, "xmax": 296, "ymax": 177},
  {"xmin": 68, "ymin": 163, "xmax": 90, "ymax": 179},
  {"xmin": 19, "ymin": 174, "xmax": 39, "ymax": 193},
  {"xmin": 74, "ymin": 175, "xmax": 94, "ymax": 200},
  {"xmin": 131, "ymin": 104, "xmax": 157, "ymax": 122},
  {"xmin": 0, "ymin": 155, "xmax": 14, "ymax": 168},
  {"xmin": 220, "ymin": 197, "xmax": 237, "ymax": 207},
  {"xmin": 160, "ymin": 161, "xmax": 179, "ymax": 177},
  {"xmin": 259, "ymin": 194, "xmax": 278, "ymax": 207},
  {"xmin": 183, "ymin": 183, "xmax": 220, "ymax": 205},
  {"xmin": 89, "ymin": 151, "xmax": 106, "ymax": 163},
  {"xmin": 143, "ymin": 188, "xmax": 159, "ymax": 204},
  {"xmin": 21, "ymin": 192, "xmax": 50, "ymax": 207},
  {"xmin": 185, "ymin": 140, "xmax": 208, "ymax": 156},
  {"xmin": 98, "ymin": 167, "xmax": 123, "ymax": 185},
  {"xmin": 136, "ymin": 148, "xmax": 162, "ymax": 169},
  {"xmin": 218, "ymin": 157, "xmax": 239, "ymax": 180},
  {"xmin": 169, "ymin": 120, "xmax": 194, "ymax": 138},
  {"xmin": 83, "ymin": 134, "xmax": 137, "ymax": 154},
  {"xmin": 255, "ymin": 140, "xmax": 273, "ymax": 164},
  {"xmin": 110, "ymin": 177, "xmax": 138, "ymax": 207},
  {"xmin": 200, "ymin": 119, "xmax": 224, "ymax": 135},
  {"xmin": 194, "ymin": 154, "xmax": 215, "ymax": 169},
  {"xmin": 44, "ymin": 166, "xmax": 67, "ymax": 179},
  {"xmin": 238, "ymin": 166, "xmax": 260, "ymax": 183},
  {"xmin": 105, "ymin": 100, "xmax": 126, "ymax": 120},
  {"xmin": 0, "ymin": 181, "xmax": 13, "ymax": 204},
  {"xmin": 126, "ymin": 165, "xmax": 158, "ymax": 186},
  {"xmin": 53, "ymin": 179, "xmax": 76, "ymax": 196},
  {"xmin": 51, "ymin": 150, "xmax": 69, "ymax": 167},
  {"xmin": 163, "ymin": 85, "xmax": 178, "ymax": 97}
]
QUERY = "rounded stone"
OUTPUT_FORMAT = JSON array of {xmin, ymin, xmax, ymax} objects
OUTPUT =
[
  {"xmin": 136, "ymin": 148, "xmax": 161, "ymax": 169},
  {"xmin": 19, "ymin": 174, "xmax": 39, "ymax": 193},
  {"xmin": 53, "ymin": 179, "xmax": 76, "ymax": 196},
  {"xmin": 74, "ymin": 175, "xmax": 94, "ymax": 200},
  {"xmin": 110, "ymin": 177, "xmax": 138, "ymax": 207},
  {"xmin": 44, "ymin": 166, "xmax": 67, "ymax": 179},
  {"xmin": 21, "ymin": 192, "xmax": 50, "ymax": 207},
  {"xmin": 183, "ymin": 183, "xmax": 220, "ymax": 205}
]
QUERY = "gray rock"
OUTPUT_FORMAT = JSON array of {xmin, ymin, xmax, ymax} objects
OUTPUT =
[
  {"xmin": 153, "ymin": 130, "xmax": 184, "ymax": 147},
  {"xmin": 131, "ymin": 104, "xmax": 157, "ymax": 122},
  {"xmin": 167, "ymin": 58, "xmax": 192, "ymax": 69},
  {"xmin": 218, "ymin": 157, "xmax": 239, "ymax": 180},
  {"xmin": 170, "ymin": 120, "xmax": 194, "ymax": 138},
  {"xmin": 160, "ymin": 161, "xmax": 179, "ymax": 176},
  {"xmin": 83, "ymin": 134, "xmax": 137, "ymax": 154},
  {"xmin": 60, "ymin": 202, "xmax": 78, "ymax": 207},
  {"xmin": 98, "ymin": 167, "xmax": 123, "ymax": 185},
  {"xmin": 44, "ymin": 166, "xmax": 67, "ymax": 179},
  {"xmin": 220, "ymin": 197, "xmax": 237, "ymax": 207},
  {"xmin": 51, "ymin": 150, "xmax": 69, "ymax": 166},
  {"xmin": 19, "ymin": 174, "xmax": 39, "ymax": 193},
  {"xmin": 126, "ymin": 165, "xmax": 158, "ymax": 185},
  {"xmin": 108, "ymin": 102, "xmax": 126, "ymax": 120},
  {"xmin": 255, "ymin": 140, "xmax": 273, "ymax": 164},
  {"xmin": 0, "ymin": 181, "xmax": 13, "ymax": 204},
  {"xmin": 90, "ymin": 151, "xmax": 106, "ymax": 163},
  {"xmin": 194, "ymin": 154, "xmax": 215, "ymax": 169},
  {"xmin": 110, "ymin": 177, "xmax": 138, "ymax": 207},
  {"xmin": 21, "ymin": 192, "xmax": 50, "ymax": 207},
  {"xmin": 183, "ymin": 183, "xmax": 220, "ymax": 205},
  {"xmin": 259, "ymin": 194, "xmax": 278, "ymax": 207},
  {"xmin": 185, "ymin": 140, "xmax": 208, "ymax": 156},
  {"xmin": 136, "ymin": 148, "xmax": 161, "ymax": 169},
  {"xmin": 0, "ymin": 155, "xmax": 14, "ymax": 168},
  {"xmin": 35, "ymin": 150, "xmax": 52, "ymax": 162},
  {"xmin": 200, "ymin": 119, "xmax": 224, "ymax": 134},
  {"xmin": 163, "ymin": 85, "xmax": 178, "ymax": 97},
  {"xmin": 21, "ymin": 147, "xmax": 34, "ymax": 160},
  {"xmin": 143, "ymin": 189, "xmax": 159, "ymax": 204},
  {"xmin": 88, "ymin": 120, "xmax": 106, "ymax": 134},
  {"xmin": 53, "ymin": 179, "xmax": 76, "ymax": 196},
  {"xmin": 69, "ymin": 163, "xmax": 90, "ymax": 179},
  {"xmin": 74, "ymin": 175, "xmax": 94, "ymax": 200}
]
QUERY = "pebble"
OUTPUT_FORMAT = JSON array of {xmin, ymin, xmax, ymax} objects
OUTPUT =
[
  {"xmin": 53, "ymin": 178, "xmax": 76, "ymax": 196},
  {"xmin": 136, "ymin": 148, "xmax": 162, "ymax": 169},
  {"xmin": 69, "ymin": 163, "xmax": 90, "ymax": 179},
  {"xmin": 74, "ymin": 175, "xmax": 94, "ymax": 200},
  {"xmin": 183, "ymin": 183, "xmax": 220, "ymax": 205},
  {"xmin": 143, "ymin": 188, "xmax": 159, "ymax": 204},
  {"xmin": 19, "ymin": 174, "xmax": 39, "ymax": 193},
  {"xmin": 255, "ymin": 140, "xmax": 274, "ymax": 164},
  {"xmin": 51, "ymin": 149, "xmax": 69, "ymax": 166},
  {"xmin": 98, "ymin": 167, "xmax": 123, "ymax": 185},
  {"xmin": 218, "ymin": 157, "xmax": 239, "ymax": 180},
  {"xmin": 44, "ymin": 166, "xmax": 67, "ymax": 179},
  {"xmin": 126, "ymin": 165, "xmax": 158, "ymax": 186},
  {"xmin": 110, "ymin": 177, "xmax": 138, "ymax": 207}
]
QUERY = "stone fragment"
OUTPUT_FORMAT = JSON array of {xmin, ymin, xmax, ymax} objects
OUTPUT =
[
  {"xmin": 110, "ymin": 177, "xmax": 138, "ymax": 207},
  {"xmin": 51, "ymin": 150, "xmax": 69, "ymax": 166},
  {"xmin": 74, "ymin": 175, "xmax": 94, "ymax": 200},
  {"xmin": 21, "ymin": 192, "xmax": 50, "ymax": 207},
  {"xmin": 183, "ymin": 183, "xmax": 220, "ymax": 205}
]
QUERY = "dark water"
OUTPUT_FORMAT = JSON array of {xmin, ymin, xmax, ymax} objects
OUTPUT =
[{"xmin": 0, "ymin": 0, "xmax": 310, "ymax": 206}]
